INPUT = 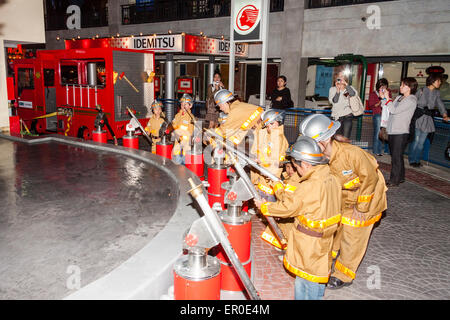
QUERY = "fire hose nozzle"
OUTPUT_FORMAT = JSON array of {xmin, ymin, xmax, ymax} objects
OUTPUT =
[{"xmin": 187, "ymin": 178, "xmax": 203, "ymax": 199}]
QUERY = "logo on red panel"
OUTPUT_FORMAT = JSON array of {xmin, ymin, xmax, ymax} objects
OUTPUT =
[{"xmin": 236, "ymin": 5, "xmax": 259, "ymax": 32}]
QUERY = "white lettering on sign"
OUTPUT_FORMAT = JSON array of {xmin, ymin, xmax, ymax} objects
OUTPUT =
[{"xmin": 66, "ymin": 5, "xmax": 81, "ymax": 30}]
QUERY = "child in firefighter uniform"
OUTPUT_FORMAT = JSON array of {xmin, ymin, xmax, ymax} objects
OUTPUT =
[
  {"xmin": 171, "ymin": 94, "xmax": 196, "ymax": 165},
  {"xmin": 299, "ymin": 114, "xmax": 388, "ymax": 290},
  {"xmin": 250, "ymin": 109, "xmax": 290, "ymax": 249},
  {"xmin": 145, "ymin": 100, "xmax": 166, "ymax": 153},
  {"xmin": 211, "ymin": 89, "xmax": 263, "ymax": 147},
  {"xmin": 255, "ymin": 136, "xmax": 342, "ymax": 300}
]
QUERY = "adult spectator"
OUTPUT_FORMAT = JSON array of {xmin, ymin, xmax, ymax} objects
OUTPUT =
[
  {"xmin": 205, "ymin": 71, "xmax": 224, "ymax": 128},
  {"xmin": 270, "ymin": 75, "xmax": 293, "ymax": 109},
  {"xmin": 381, "ymin": 78, "xmax": 418, "ymax": 186},
  {"xmin": 328, "ymin": 71, "xmax": 358, "ymax": 139},
  {"xmin": 408, "ymin": 74, "xmax": 449, "ymax": 167},
  {"xmin": 368, "ymin": 78, "xmax": 391, "ymax": 156}
]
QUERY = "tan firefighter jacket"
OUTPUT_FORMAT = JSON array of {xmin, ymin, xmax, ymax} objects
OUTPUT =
[
  {"xmin": 172, "ymin": 109, "xmax": 195, "ymax": 156},
  {"xmin": 250, "ymin": 125, "xmax": 289, "ymax": 197},
  {"xmin": 261, "ymin": 164, "xmax": 342, "ymax": 283},
  {"xmin": 214, "ymin": 100, "xmax": 263, "ymax": 146},
  {"xmin": 259, "ymin": 168, "xmax": 300, "ymax": 250},
  {"xmin": 145, "ymin": 114, "xmax": 165, "ymax": 153},
  {"xmin": 328, "ymin": 140, "xmax": 388, "ymax": 227}
]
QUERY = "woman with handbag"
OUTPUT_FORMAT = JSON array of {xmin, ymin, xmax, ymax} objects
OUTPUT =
[
  {"xmin": 328, "ymin": 72, "xmax": 359, "ymax": 139},
  {"xmin": 380, "ymin": 77, "xmax": 418, "ymax": 187},
  {"xmin": 408, "ymin": 74, "xmax": 449, "ymax": 167}
]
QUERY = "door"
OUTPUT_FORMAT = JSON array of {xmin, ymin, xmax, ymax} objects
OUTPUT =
[{"xmin": 43, "ymin": 67, "xmax": 57, "ymax": 131}]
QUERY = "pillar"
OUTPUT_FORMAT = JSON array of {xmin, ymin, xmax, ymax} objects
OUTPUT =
[{"xmin": 165, "ymin": 53, "xmax": 175, "ymax": 122}]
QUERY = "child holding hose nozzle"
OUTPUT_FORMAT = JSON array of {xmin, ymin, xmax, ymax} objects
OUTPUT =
[
  {"xmin": 145, "ymin": 100, "xmax": 166, "ymax": 153},
  {"xmin": 171, "ymin": 94, "xmax": 196, "ymax": 165},
  {"xmin": 254, "ymin": 136, "xmax": 342, "ymax": 300}
]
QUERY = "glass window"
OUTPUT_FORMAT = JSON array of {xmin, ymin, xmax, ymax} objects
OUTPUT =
[
  {"xmin": 61, "ymin": 64, "xmax": 79, "ymax": 85},
  {"xmin": 18, "ymin": 68, "xmax": 34, "ymax": 90},
  {"xmin": 44, "ymin": 69, "xmax": 55, "ymax": 87},
  {"xmin": 408, "ymin": 62, "xmax": 450, "ymax": 101},
  {"xmin": 95, "ymin": 61, "xmax": 106, "ymax": 86},
  {"xmin": 379, "ymin": 62, "xmax": 402, "ymax": 99}
]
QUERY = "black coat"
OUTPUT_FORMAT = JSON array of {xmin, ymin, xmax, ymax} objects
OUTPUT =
[{"xmin": 270, "ymin": 87, "xmax": 293, "ymax": 109}]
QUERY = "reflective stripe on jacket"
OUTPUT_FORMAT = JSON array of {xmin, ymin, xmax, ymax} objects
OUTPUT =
[
  {"xmin": 329, "ymin": 140, "xmax": 387, "ymax": 225},
  {"xmin": 262, "ymin": 164, "xmax": 342, "ymax": 283}
]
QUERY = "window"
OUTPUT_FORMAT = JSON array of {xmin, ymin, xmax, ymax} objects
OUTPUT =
[
  {"xmin": 407, "ymin": 62, "xmax": 450, "ymax": 101},
  {"xmin": 44, "ymin": 69, "xmax": 55, "ymax": 87},
  {"xmin": 379, "ymin": 62, "xmax": 402, "ymax": 99},
  {"xmin": 60, "ymin": 59, "xmax": 106, "ymax": 87},
  {"xmin": 95, "ymin": 61, "xmax": 106, "ymax": 86},
  {"xmin": 61, "ymin": 64, "xmax": 79, "ymax": 85},
  {"xmin": 18, "ymin": 68, "xmax": 34, "ymax": 90}
]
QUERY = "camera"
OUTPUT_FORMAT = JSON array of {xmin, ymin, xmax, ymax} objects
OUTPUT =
[{"xmin": 337, "ymin": 78, "xmax": 342, "ymax": 83}]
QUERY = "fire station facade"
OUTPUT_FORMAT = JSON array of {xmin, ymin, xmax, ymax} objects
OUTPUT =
[{"xmin": 38, "ymin": 0, "xmax": 450, "ymax": 108}]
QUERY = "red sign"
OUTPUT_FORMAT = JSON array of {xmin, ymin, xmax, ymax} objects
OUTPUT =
[
  {"xmin": 426, "ymin": 66, "xmax": 445, "ymax": 75},
  {"xmin": 154, "ymin": 76, "xmax": 160, "ymax": 92},
  {"xmin": 177, "ymin": 78, "xmax": 193, "ymax": 94},
  {"xmin": 233, "ymin": 0, "xmax": 263, "ymax": 42},
  {"xmin": 236, "ymin": 5, "xmax": 259, "ymax": 32}
]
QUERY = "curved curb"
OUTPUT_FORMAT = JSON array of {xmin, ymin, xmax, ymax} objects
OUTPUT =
[{"xmin": 0, "ymin": 133, "xmax": 202, "ymax": 300}]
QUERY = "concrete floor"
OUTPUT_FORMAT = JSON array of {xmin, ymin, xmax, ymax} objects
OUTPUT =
[{"xmin": 0, "ymin": 138, "xmax": 180, "ymax": 299}]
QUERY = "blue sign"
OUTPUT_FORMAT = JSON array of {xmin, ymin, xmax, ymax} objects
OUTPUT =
[{"xmin": 314, "ymin": 65, "xmax": 333, "ymax": 98}]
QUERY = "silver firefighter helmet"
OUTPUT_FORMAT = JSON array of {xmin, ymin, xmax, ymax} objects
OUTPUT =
[
  {"xmin": 299, "ymin": 114, "xmax": 340, "ymax": 142},
  {"xmin": 214, "ymin": 89, "xmax": 234, "ymax": 105},
  {"xmin": 261, "ymin": 109, "xmax": 285, "ymax": 127},
  {"xmin": 180, "ymin": 93, "xmax": 193, "ymax": 105},
  {"xmin": 288, "ymin": 136, "xmax": 329, "ymax": 165},
  {"xmin": 151, "ymin": 100, "xmax": 163, "ymax": 109}
]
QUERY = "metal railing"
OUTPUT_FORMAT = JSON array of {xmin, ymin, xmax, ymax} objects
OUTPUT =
[
  {"xmin": 122, "ymin": 0, "xmax": 284, "ymax": 25},
  {"xmin": 283, "ymin": 108, "xmax": 450, "ymax": 168},
  {"xmin": 306, "ymin": 0, "xmax": 395, "ymax": 9},
  {"xmin": 154, "ymin": 102, "xmax": 450, "ymax": 168}
]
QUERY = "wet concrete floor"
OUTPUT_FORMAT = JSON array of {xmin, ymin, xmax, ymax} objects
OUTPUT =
[{"xmin": 0, "ymin": 138, "xmax": 178, "ymax": 299}]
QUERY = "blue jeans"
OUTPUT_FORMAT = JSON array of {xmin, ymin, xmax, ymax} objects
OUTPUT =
[
  {"xmin": 172, "ymin": 153, "xmax": 185, "ymax": 165},
  {"xmin": 372, "ymin": 114, "xmax": 382, "ymax": 154},
  {"xmin": 294, "ymin": 276, "xmax": 325, "ymax": 300},
  {"xmin": 372, "ymin": 114, "xmax": 389, "ymax": 155},
  {"xmin": 408, "ymin": 128, "xmax": 428, "ymax": 164}
]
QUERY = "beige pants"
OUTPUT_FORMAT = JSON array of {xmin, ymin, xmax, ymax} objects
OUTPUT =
[{"xmin": 331, "ymin": 223, "xmax": 375, "ymax": 282}]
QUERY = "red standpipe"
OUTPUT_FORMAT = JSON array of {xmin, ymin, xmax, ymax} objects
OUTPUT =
[
  {"xmin": 207, "ymin": 164, "xmax": 229, "ymax": 210},
  {"xmin": 174, "ymin": 272, "xmax": 221, "ymax": 300},
  {"xmin": 185, "ymin": 150, "xmax": 204, "ymax": 180},
  {"xmin": 215, "ymin": 207, "xmax": 252, "ymax": 292},
  {"xmin": 156, "ymin": 141, "xmax": 173, "ymax": 160},
  {"xmin": 122, "ymin": 134, "xmax": 139, "ymax": 149},
  {"xmin": 92, "ymin": 129, "xmax": 107, "ymax": 143},
  {"xmin": 173, "ymin": 251, "xmax": 221, "ymax": 300}
]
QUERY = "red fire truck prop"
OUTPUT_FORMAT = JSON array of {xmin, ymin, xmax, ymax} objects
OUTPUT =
[{"xmin": 12, "ymin": 48, "xmax": 155, "ymax": 141}]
